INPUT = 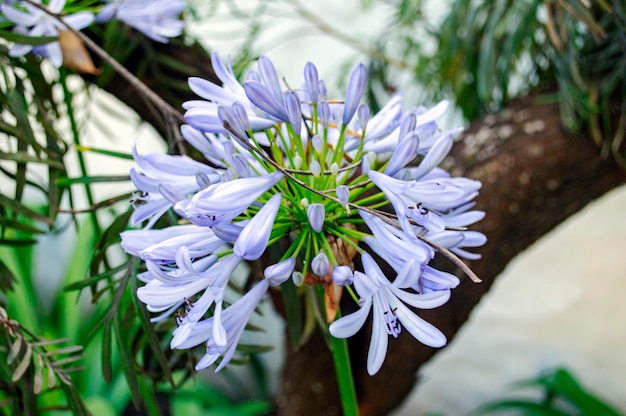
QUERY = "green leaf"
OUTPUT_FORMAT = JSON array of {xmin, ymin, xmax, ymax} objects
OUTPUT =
[
  {"xmin": 56, "ymin": 175, "xmax": 131, "ymax": 186},
  {"xmin": 0, "ymin": 30, "xmax": 57, "ymax": 46},
  {"xmin": 130, "ymin": 267, "xmax": 176, "ymax": 389},
  {"xmin": 75, "ymin": 145, "xmax": 134, "ymax": 160},
  {"xmin": 0, "ymin": 151, "xmax": 65, "ymax": 169},
  {"xmin": 280, "ymin": 279, "xmax": 303, "ymax": 348},
  {"xmin": 0, "ymin": 194, "xmax": 54, "ymax": 226},
  {"xmin": 11, "ymin": 343, "xmax": 32, "ymax": 382},
  {"xmin": 0, "ymin": 260, "xmax": 17, "ymax": 292}
]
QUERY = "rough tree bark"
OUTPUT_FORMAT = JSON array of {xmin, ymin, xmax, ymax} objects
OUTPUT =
[{"xmin": 85, "ymin": 34, "xmax": 625, "ymax": 415}]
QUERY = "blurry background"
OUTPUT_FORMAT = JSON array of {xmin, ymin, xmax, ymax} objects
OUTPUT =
[{"xmin": 1, "ymin": 0, "xmax": 624, "ymax": 414}]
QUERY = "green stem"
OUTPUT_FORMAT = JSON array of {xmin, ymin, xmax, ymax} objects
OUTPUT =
[{"xmin": 329, "ymin": 309, "xmax": 359, "ymax": 416}]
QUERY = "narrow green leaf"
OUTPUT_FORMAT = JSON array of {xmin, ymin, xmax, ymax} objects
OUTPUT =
[
  {"xmin": 0, "ymin": 260, "xmax": 17, "ymax": 292},
  {"xmin": 53, "ymin": 355, "xmax": 83, "ymax": 367},
  {"xmin": 0, "ymin": 30, "xmax": 57, "ymax": 46},
  {"xmin": 0, "ymin": 238, "xmax": 37, "ymax": 246},
  {"xmin": 235, "ymin": 344, "xmax": 274, "ymax": 354},
  {"xmin": 75, "ymin": 145, "xmax": 134, "ymax": 160},
  {"xmin": 43, "ymin": 345, "xmax": 84, "ymax": 357},
  {"xmin": 113, "ymin": 311, "xmax": 141, "ymax": 409},
  {"xmin": 0, "ymin": 194, "xmax": 54, "ymax": 225},
  {"xmin": 131, "ymin": 269, "xmax": 175, "ymax": 388},
  {"xmin": 280, "ymin": 279, "xmax": 302, "ymax": 348},
  {"xmin": 31, "ymin": 338, "xmax": 70, "ymax": 347},
  {"xmin": 7, "ymin": 336, "xmax": 22, "ymax": 365},
  {"xmin": 46, "ymin": 362, "xmax": 56, "ymax": 389},
  {"xmin": 102, "ymin": 322, "xmax": 112, "ymax": 382},
  {"xmin": 11, "ymin": 343, "xmax": 32, "ymax": 382},
  {"xmin": 0, "ymin": 218, "xmax": 46, "ymax": 234},
  {"xmin": 56, "ymin": 175, "xmax": 130, "ymax": 186},
  {"xmin": 63, "ymin": 261, "xmax": 130, "ymax": 291},
  {"xmin": 33, "ymin": 354, "xmax": 44, "ymax": 394},
  {"xmin": 0, "ymin": 151, "xmax": 65, "ymax": 169}
]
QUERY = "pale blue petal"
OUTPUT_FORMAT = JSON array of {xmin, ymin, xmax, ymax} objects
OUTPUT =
[
  {"xmin": 233, "ymin": 193, "xmax": 282, "ymax": 260},
  {"xmin": 329, "ymin": 297, "xmax": 372, "ymax": 338},
  {"xmin": 367, "ymin": 293, "xmax": 389, "ymax": 375}
]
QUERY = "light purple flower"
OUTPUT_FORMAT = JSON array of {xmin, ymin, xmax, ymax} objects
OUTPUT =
[
  {"xmin": 184, "ymin": 52, "xmax": 275, "ymax": 134},
  {"xmin": 176, "ymin": 171, "xmax": 283, "ymax": 227},
  {"xmin": 1, "ymin": 0, "xmax": 94, "ymax": 67},
  {"xmin": 329, "ymin": 253, "xmax": 449, "ymax": 375},
  {"xmin": 97, "ymin": 0, "xmax": 185, "ymax": 43},
  {"xmin": 342, "ymin": 63, "xmax": 368, "ymax": 126},
  {"xmin": 304, "ymin": 62, "xmax": 319, "ymax": 103},
  {"xmin": 332, "ymin": 266, "xmax": 354, "ymax": 286},
  {"xmin": 233, "ymin": 193, "xmax": 282, "ymax": 260},
  {"xmin": 311, "ymin": 252, "xmax": 329, "ymax": 277},
  {"xmin": 129, "ymin": 144, "xmax": 221, "ymax": 226},
  {"xmin": 264, "ymin": 257, "xmax": 296, "ymax": 286},
  {"xmin": 307, "ymin": 203, "xmax": 325, "ymax": 232}
]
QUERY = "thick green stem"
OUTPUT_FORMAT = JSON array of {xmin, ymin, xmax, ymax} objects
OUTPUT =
[{"xmin": 329, "ymin": 309, "xmax": 359, "ymax": 416}]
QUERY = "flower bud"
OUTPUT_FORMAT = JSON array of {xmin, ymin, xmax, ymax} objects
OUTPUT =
[
  {"xmin": 310, "ymin": 160, "xmax": 321, "ymax": 177},
  {"xmin": 304, "ymin": 62, "xmax": 319, "ymax": 103},
  {"xmin": 292, "ymin": 271, "xmax": 305, "ymax": 286},
  {"xmin": 311, "ymin": 252, "xmax": 329, "ymax": 277},
  {"xmin": 318, "ymin": 100, "xmax": 330, "ymax": 127},
  {"xmin": 332, "ymin": 266, "xmax": 354, "ymax": 286},
  {"xmin": 265, "ymin": 257, "xmax": 296, "ymax": 286},
  {"xmin": 342, "ymin": 63, "xmax": 367, "ymax": 126},
  {"xmin": 358, "ymin": 103, "xmax": 370, "ymax": 131},
  {"xmin": 336, "ymin": 185, "xmax": 349, "ymax": 206},
  {"xmin": 312, "ymin": 135, "xmax": 323, "ymax": 154},
  {"xmin": 307, "ymin": 203, "xmax": 325, "ymax": 232},
  {"xmin": 285, "ymin": 91, "xmax": 302, "ymax": 136}
]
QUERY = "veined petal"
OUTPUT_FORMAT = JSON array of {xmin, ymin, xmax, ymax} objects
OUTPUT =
[
  {"xmin": 388, "ymin": 294, "xmax": 447, "ymax": 347},
  {"xmin": 137, "ymin": 278, "xmax": 209, "ymax": 309},
  {"xmin": 258, "ymin": 55, "xmax": 283, "ymax": 105},
  {"xmin": 353, "ymin": 269, "xmax": 380, "ymax": 299},
  {"xmin": 304, "ymin": 62, "xmax": 319, "ymax": 103},
  {"xmin": 343, "ymin": 63, "xmax": 367, "ymax": 125},
  {"xmin": 410, "ymin": 133, "xmax": 453, "ymax": 180},
  {"xmin": 367, "ymin": 293, "xmax": 389, "ymax": 375},
  {"xmin": 389, "ymin": 286, "xmax": 450, "ymax": 309},
  {"xmin": 180, "ymin": 172, "xmax": 282, "ymax": 226},
  {"xmin": 264, "ymin": 257, "xmax": 296, "ymax": 286},
  {"xmin": 307, "ymin": 203, "xmax": 325, "ymax": 233},
  {"xmin": 311, "ymin": 252, "xmax": 329, "ymax": 277},
  {"xmin": 329, "ymin": 297, "xmax": 372, "ymax": 338},
  {"xmin": 233, "ymin": 193, "xmax": 282, "ymax": 260},
  {"xmin": 1, "ymin": 5, "xmax": 39, "ymax": 26},
  {"xmin": 384, "ymin": 131, "xmax": 419, "ymax": 177},
  {"xmin": 243, "ymin": 80, "xmax": 288, "ymax": 121}
]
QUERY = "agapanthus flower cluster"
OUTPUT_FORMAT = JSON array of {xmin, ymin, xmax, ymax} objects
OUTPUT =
[
  {"xmin": 96, "ymin": 0, "xmax": 185, "ymax": 43},
  {"xmin": 0, "ymin": 0, "xmax": 94, "ymax": 67},
  {"xmin": 121, "ymin": 52, "xmax": 486, "ymax": 375},
  {"xmin": 1, "ymin": 0, "xmax": 185, "ymax": 66}
]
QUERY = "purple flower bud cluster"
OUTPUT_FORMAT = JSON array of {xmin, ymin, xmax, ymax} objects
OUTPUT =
[{"xmin": 121, "ymin": 53, "xmax": 486, "ymax": 374}]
